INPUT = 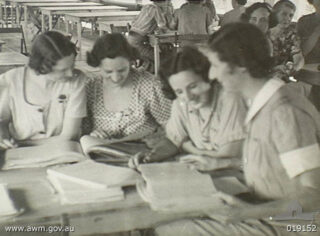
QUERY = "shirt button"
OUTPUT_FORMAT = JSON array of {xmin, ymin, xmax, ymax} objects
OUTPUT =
[
  {"xmin": 39, "ymin": 131, "xmax": 45, "ymax": 134},
  {"xmin": 38, "ymin": 108, "xmax": 43, "ymax": 112}
]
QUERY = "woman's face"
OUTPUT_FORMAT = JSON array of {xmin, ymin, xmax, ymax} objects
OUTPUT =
[
  {"xmin": 249, "ymin": 8, "xmax": 270, "ymax": 33},
  {"xmin": 48, "ymin": 54, "xmax": 75, "ymax": 81},
  {"xmin": 207, "ymin": 51, "xmax": 241, "ymax": 92},
  {"xmin": 276, "ymin": 5, "xmax": 295, "ymax": 28},
  {"xmin": 169, "ymin": 70, "xmax": 211, "ymax": 109},
  {"xmin": 100, "ymin": 56, "xmax": 131, "ymax": 87}
]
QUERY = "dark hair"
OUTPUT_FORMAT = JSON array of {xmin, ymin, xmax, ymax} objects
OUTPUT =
[
  {"xmin": 28, "ymin": 31, "xmax": 77, "ymax": 75},
  {"xmin": 208, "ymin": 23, "xmax": 274, "ymax": 79},
  {"xmin": 241, "ymin": 2, "xmax": 272, "ymax": 22},
  {"xmin": 307, "ymin": 0, "xmax": 313, "ymax": 4},
  {"xmin": 87, "ymin": 33, "xmax": 139, "ymax": 67},
  {"xmin": 269, "ymin": 0, "xmax": 296, "ymax": 28},
  {"xmin": 159, "ymin": 46, "xmax": 211, "ymax": 100},
  {"xmin": 236, "ymin": 0, "xmax": 247, "ymax": 6}
]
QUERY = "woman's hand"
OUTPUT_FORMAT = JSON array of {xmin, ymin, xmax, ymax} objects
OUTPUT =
[
  {"xmin": 180, "ymin": 155, "xmax": 219, "ymax": 171},
  {"xmin": 90, "ymin": 129, "xmax": 109, "ymax": 139},
  {"xmin": 128, "ymin": 150, "xmax": 156, "ymax": 169},
  {"xmin": 0, "ymin": 138, "xmax": 18, "ymax": 150}
]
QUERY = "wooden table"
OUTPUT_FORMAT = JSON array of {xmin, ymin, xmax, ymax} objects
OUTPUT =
[
  {"xmin": 0, "ymin": 52, "xmax": 28, "ymax": 74},
  {"xmin": 9, "ymin": 0, "xmax": 79, "ymax": 25},
  {"xmin": 0, "ymin": 167, "xmax": 199, "ymax": 235},
  {"xmin": 64, "ymin": 11, "xmax": 139, "ymax": 53},
  {"xmin": 148, "ymin": 33, "xmax": 209, "ymax": 75},
  {"xmin": 22, "ymin": 2, "xmax": 101, "ymax": 26},
  {"xmin": 41, "ymin": 5, "xmax": 127, "ymax": 32}
]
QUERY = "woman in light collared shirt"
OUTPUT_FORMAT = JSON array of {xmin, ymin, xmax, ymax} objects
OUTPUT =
[{"xmin": 0, "ymin": 31, "xmax": 87, "ymax": 150}]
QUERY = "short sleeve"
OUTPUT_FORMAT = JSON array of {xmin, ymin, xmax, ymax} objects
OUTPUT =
[
  {"xmin": 271, "ymin": 105, "xmax": 320, "ymax": 178},
  {"xmin": 0, "ymin": 72, "xmax": 11, "ymax": 123},
  {"xmin": 165, "ymin": 100, "xmax": 189, "ymax": 148},
  {"xmin": 215, "ymin": 91, "xmax": 247, "ymax": 147},
  {"xmin": 64, "ymin": 70, "xmax": 87, "ymax": 118}
]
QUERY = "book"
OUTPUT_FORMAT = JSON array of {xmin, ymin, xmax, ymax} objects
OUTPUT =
[
  {"xmin": 47, "ymin": 174, "xmax": 124, "ymax": 205},
  {"xmin": 47, "ymin": 160, "xmax": 141, "ymax": 205},
  {"xmin": 2, "ymin": 134, "xmax": 150, "ymax": 170},
  {"xmin": 137, "ymin": 162, "xmax": 248, "ymax": 213},
  {"xmin": 2, "ymin": 141, "xmax": 86, "ymax": 170},
  {"xmin": 47, "ymin": 160, "xmax": 141, "ymax": 189},
  {"xmin": 0, "ymin": 184, "xmax": 19, "ymax": 217}
]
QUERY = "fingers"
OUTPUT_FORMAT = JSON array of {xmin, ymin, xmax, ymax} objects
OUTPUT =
[
  {"xmin": 90, "ymin": 130, "xmax": 108, "ymax": 139},
  {"xmin": 128, "ymin": 152, "xmax": 146, "ymax": 169},
  {"xmin": 0, "ymin": 138, "xmax": 17, "ymax": 150}
]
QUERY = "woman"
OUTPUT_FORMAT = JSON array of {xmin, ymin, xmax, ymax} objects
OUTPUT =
[
  {"xmin": 84, "ymin": 33, "xmax": 171, "ymax": 141},
  {"xmin": 155, "ymin": 23, "xmax": 320, "ymax": 236},
  {"xmin": 0, "ymin": 31, "xmax": 87, "ymax": 150},
  {"xmin": 241, "ymin": 2, "xmax": 272, "ymax": 34},
  {"xmin": 129, "ymin": 46, "xmax": 246, "ymax": 169},
  {"xmin": 268, "ymin": 0, "xmax": 304, "ymax": 80}
]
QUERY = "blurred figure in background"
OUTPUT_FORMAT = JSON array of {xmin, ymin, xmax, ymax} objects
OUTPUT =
[{"xmin": 220, "ymin": 0, "xmax": 247, "ymax": 26}]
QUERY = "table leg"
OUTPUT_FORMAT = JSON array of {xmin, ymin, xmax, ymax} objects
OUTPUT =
[
  {"xmin": 154, "ymin": 38, "xmax": 160, "ymax": 76},
  {"xmin": 48, "ymin": 13, "xmax": 52, "ymax": 30},
  {"xmin": 15, "ymin": 4, "xmax": 19, "ymax": 25},
  {"xmin": 65, "ymin": 19, "xmax": 70, "ymax": 34},
  {"xmin": 24, "ymin": 5, "xmax": 27, "ymax": 23},
  {"xmin": 4, "ymin": 3, "xmax": 8, "ymax": 27},
  {"xmin": 41, "ymin": 12, "xmax": 45, "ymax": 32},
  {"xmin": 0, "ymin": 3, "xmax": 3, "ymax": 22},
  {"xmin": 77, "ymin": 19, "xmax": 81, "ymax": 55}
]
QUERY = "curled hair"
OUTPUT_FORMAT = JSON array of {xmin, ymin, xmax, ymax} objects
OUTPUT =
[
  {"xmin": 158, "ymin": 46, "xmax": 211, "ymax": 100},
  {"xmin": 236, "ymin": 0, "xmax": 247, "ymax": 6},
  {"xmin": 87, "ymin": 33, "xmax": 139, "ymax": 67},
  {"xmin": 28, "ymin": 31, "xmax": 77, "ymax": 74},
  {"xmin": 269, "ymin": 0, "xmax": 296, "ymax": 28},
  {"xmin": 208, "ymin": 23, "xmax": 274, "ymax": 79},
  {"xmin": 241, "ymin": 2, "xmax": 272, "ymax": 22}
]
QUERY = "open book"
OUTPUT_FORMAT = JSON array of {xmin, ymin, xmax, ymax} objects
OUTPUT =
[
  {"xmin": 137, "ymin": 162, "xmax": 249, "ymax": 213},
  {"xmin": 2, "ymin": 135, "xmax": 150, "ymax": 170}
]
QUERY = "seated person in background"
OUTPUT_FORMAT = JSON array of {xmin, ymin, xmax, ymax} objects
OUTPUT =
[
  {"xmin": 169, "ymin": 0, "xmax": 214, "ymax": 35},
  {"xmin": 0, "ymin": 31, "xmax": 87, "ymax": 150},
  {"xmin": 268, "ymin": 0, "xmax": 304, "ymax": 81},
  {"xmin": 241, "ymin": 2, "xmax": 272, "ymax": 34},
  {"xmin": 155, "ymin": 23, "xmax": 320, "ymax": 236},
  {"xmin": 127, "ymin": 0, "xmax": 173, "ymax": 72},
  {"xmin": 84, "ymin": 34, "xmax": 172, "ymax": 142},
  {"xmin": 129, "ymin": 46, "xmax": 246, "ymax": 169},
  {"xmin": 297, "ymin": 0, "xmax": 320, "ymax": 110},
  {"xmin": 220, "ymin": 0, "xmax": 247, "ymax": 26}
]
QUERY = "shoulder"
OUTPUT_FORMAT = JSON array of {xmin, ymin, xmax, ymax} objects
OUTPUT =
[
  {"xmin": 0, "ymin": 67, "xmax": 25, "ymax": 87},
  {"xmin": 141, "ymin": 3, "xmax": 159, "ymax": 12},
  {"xmin": 131, "ymin": 68, "xmax": 158, "ymax": 87},
  {"xmin": 298, "ymin": 13, "xmax": 315, "ymax": 25}
]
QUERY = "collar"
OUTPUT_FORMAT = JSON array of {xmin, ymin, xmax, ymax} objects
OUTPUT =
[{"xmin": 245, "ymin": 78, "xmax": 285, "ymax": 125}]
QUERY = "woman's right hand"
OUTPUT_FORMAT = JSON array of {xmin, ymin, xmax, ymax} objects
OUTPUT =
[
  {"xmin": 0, "ymin": 138, "xmax": 18, "ymax": 151},
  {"xmin": 128, "ymin": 150, "xmax": 156, "ymax": 169}
]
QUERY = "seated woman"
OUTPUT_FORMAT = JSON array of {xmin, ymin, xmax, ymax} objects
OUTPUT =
[
  {"xmin": 169, "ymin": 0, "xmax": 214, "ymax": 35},
  {"xmin": 0, "ymin": 31, "xmax": 87, "ymax": 150},
  {"xmin": 155, "ymin": 23, "xmax": 320, "ymax": 236},
  {"xmin": 129, "ymin": 46, "xmax": 246, "ymax": 169},
  {"xmin": 268, "ymin": 0, "xmax": 304, "ymax": 81},
  {"xmin": 241, "ymin": 2, "xmax": 272, "ymax": 34},
  {"xmin": 84, "ymin": 33, "xmax": 172, "ymax": 142}
]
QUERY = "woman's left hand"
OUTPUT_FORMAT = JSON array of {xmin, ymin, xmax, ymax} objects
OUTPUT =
[
  {"xmin": 90, "ymin": 129, "xmax": 109, "ymax": 139},
  {"xmin": 205, "ymin": 192, "xmax": 253, "ymax": 224},
  {"xmin": 180, "ymin": 155, "xmax": 219, "ymax": 171}
]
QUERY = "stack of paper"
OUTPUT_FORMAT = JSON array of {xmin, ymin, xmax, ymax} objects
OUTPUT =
[
  {"xmin": 47, "ymin": 160, "xmax": 141, "ymax": 205},
  {"xmin": 0, "ymin": 184, "xmax": 19, "ymax": 217},
  {"xmin": 137, "ymin": 162, "xmax": 218, "ymax": 212},
  {"xmin": 137, "ymin": 162, "xmax": 249, "ymax": 213}
]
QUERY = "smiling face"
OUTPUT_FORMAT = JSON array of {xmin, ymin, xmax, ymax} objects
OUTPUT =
[
  {"xmin": 100, "ymin": 56, "xmax": 131, "ymax": 87},
  {"xmin": 48, "ymin": 53, "xmax": 75, "ymax": 81},
  {"xmin": 169, "ymin": 70, "xmax": 211, "ymax": 109},
  {"xmin": 249, "ymin": 7, "xmax": 270, "ymax": 33},
  {"xmin": 276, "ymin": 5, "xmax": 295, "ymax": 28}
]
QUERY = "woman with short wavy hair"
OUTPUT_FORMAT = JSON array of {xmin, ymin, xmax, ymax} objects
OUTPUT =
[{"xmin": 0, "ymin": 31, "xmax": 87, "ymax": 150}]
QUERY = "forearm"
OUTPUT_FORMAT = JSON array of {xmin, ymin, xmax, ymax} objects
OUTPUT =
[
  {"xmin": 301, "ymin": 32, "xmax": 320, "ymax": 56},
  {"xmin": 292, "ymin": 52, "xmax": 305, "ymax": 71},
  {"xmin": 149, "ymin": 138, "xmax": 179, "ymax": 162}
]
